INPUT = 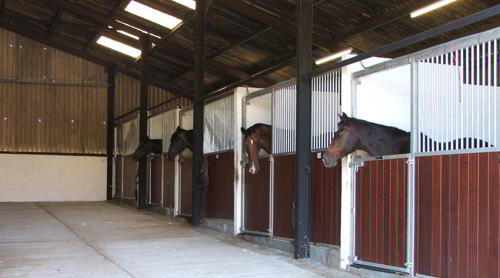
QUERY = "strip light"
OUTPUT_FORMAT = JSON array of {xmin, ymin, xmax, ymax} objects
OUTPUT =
[
  {"xmin": 96, "ymin": 36, "xmax": 141, "ymax": 58},
  {"xmin": 411, "ymin": 0, "xmax": 458, "ymax": 18},
  {"xmin": 172, "ymin": 0, "xmax": 196, "ymax": 10},
  {"xmin": 117, "ymin": 30, "xmax": 140, "ymax": 40},
  {"xmin": 315, "ymin": 48, "xmax": 353, "ymax": 65}
]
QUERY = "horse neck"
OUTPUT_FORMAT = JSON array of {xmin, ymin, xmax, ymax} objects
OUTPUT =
[
  {"xmin": 185, "ymin": 130, "xmax": 194, "ymax": 151},
  {"xmin": 356, "ymin": 123, "xmax": 410, "ymax": 156},
  {"xmin": 257, "ymin": 126, "xmax": 272, "ymax": 153}
]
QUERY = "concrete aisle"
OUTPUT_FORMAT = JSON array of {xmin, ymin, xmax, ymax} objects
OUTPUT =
[{"xmin": 0, "ymin": 202, "xmax": 358, "ymax": 278}]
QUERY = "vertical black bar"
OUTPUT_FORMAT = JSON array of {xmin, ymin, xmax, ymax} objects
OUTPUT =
[
  {"xmin": 137, "ymin": 34, "xmax": 150, "ymax": 209},
  {"xmin": 106, "ymin": 67, "xmax": 116, "ymax": 201},
  {"xmin": 192, "ymin": 0, "xmax": 206, "ymax": 226},
  {"xmin": 295, "ymin": 0, "xmax": 313, "ymax": 259}
]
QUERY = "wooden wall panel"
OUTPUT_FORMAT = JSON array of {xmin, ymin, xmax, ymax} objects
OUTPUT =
[
  {"xmin": 0, "ymin": 28, "xmax": 108, "ymax": 154},
  {"xmin": 205, "ymin": 151, "xmax": 234, "ymax": 220},
  {"xmin": 180, "ymin": 156, "xmax": 192, "ymax": 215},
  {"xmin": 244, "ymin": 157, "xmax": 270, "ymax": 233},
  {"xmin": 163, "ymin": 154, "xmax": 175, "ymax": 209},
  {"xmin": 355, "ymin": 158, "xmax": 407, "ymax": 267},
  {"xmin": 311, "ymin": 153, "xmax": 341, "ymax": 245},
  {"xmin": 123, "ymin": 155, "xmax": 138, "ymax": 200},
  {"xmin": 273, "ymin": 154, "xmax": 296, "ymax": 239},
  {"xmin": 416, "ymin": 152, "xmax": 500, "ymax": 278},
  {"xmin": 150, "ymin": 154, "xmax": 162, "ymax": 205}
]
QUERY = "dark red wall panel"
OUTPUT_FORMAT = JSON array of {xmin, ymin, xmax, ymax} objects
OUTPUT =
[
  {"xmin": 311, "ymin": 152, "xmax": 341, "ymax": 245},
  {"xmin": 150, "ymin": 155, "xmax": 162, "ymax": 205},
  {"xmin": 163, "ymin": 154, "xmax": 175, "ymax": 209},
  {"xmin": 123, "ymin": 155, "xmax": 138, "ymax": 199},
  {"xmin": 115, "ymin": 156, "xmax": 123, "ymax": 198},
  {"xmin": 205, "ymin": 151, "xmax": 234, "ymax": 220},
  {"xmin": 273, "ymin": 154, "xmax": 296, "ymax": 239},
  {"xmin": 416, "ymin": 152, "xmax": 500, "ymax": 278},
  {"xmin": 180, "ymin": 156, "xmax": 192, "ymax": 215},
  {"xmin": 244, "ymin": 157, "xmax": 270, "ymax": 233},
  {"xmin": 355, "ymin": 158, "xmax": 407, "ymax": 267}
]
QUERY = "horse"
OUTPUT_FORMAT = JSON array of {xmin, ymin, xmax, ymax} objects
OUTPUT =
[
  {"xmin": 240, "ymin": 123, "xmax": 272, "ymax": 174},
  {"xmin": 322, "ymin": 113, "xmax": 410, "ymax": 168},
  {"xmin": 132, "ymin": 137, "xmax": 163, "ymax": 161},
  {"xmin": 167, "ymin": 126, "xmax": 208, "ymax": 189}
]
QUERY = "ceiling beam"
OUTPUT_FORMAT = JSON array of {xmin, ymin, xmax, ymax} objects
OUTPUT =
[
  {"xmin": 0, "ymin": 0, "xmax": 5, "ymax": 16},
  {"xmin": 48, "ymin": 10, "xmax": 64, "ymax": 38},
  {"xmin": 215, "ymin": 0, "xmax": 336, "ymax": 52},
  {"xmin": 44, "ymin": 0, "xmax": 268, "ymax": 86}
]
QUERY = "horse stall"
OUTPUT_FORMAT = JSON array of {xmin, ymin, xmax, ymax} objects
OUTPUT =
[
  {"xmin": 114, "ymin": 117, "xmax": 139, "ymax": 203},
  {"xmin": 348, "ymin": 28, "xmax": 500, "ymax": 277},
  {"xmin": 202, "ymin": 94, "xmax": 236, "ymax": 230},
  {"xmin": 177, "ymin": 107, "xmax": 193, "ymax": 217},
  {"xmin": 239, "ymin": 70, "xmax": 343, "ymax": 247},
  {"xmin": 145, "ymin": 108, "xmax": 178, "ymax": 213}
]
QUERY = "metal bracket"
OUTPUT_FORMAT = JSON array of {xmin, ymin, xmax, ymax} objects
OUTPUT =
[
  {"xmin": 406, "ymin": 158, "xmax": 415, "ymax": 165},
  {"xmin": 404, "ymin": 262, "xmax": 414, "ymax": 268},
  {"xmin": 349, "ymin": 160, "xmax": 364, "ymax": 172}
]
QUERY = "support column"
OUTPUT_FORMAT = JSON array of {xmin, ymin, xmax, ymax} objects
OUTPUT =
[
  {"xmin": 295, "ymin": 0, "xmax": 313, "ymax": 259},
  {"xmin": 106, "ymin": 67, "xmax": 116, "ymax": 200},
  {"xmin": 137, "ymin": 34, "xmax": 150, "ymax": 209},
  {"xmin": 192, "ymin": 0, "xmax": 206, "ymax": 226}
]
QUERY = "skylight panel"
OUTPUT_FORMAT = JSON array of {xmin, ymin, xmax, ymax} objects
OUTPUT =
[
  {"xmin": 125, "ymin": 1, "xmax": 182, "ymax": 29},
  {"xmin": 117, "ymin": 30, "xmax": 140, "ymax": 40},
  {"xmin": 96, "ymin": 36, "xmax": 141, "ymax": 58},
  {"xmin": 172, "ymin": 0, "xmax": 195, "ymax": 10}
]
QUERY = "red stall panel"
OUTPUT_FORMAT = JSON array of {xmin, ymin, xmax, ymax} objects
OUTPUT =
[
  {"xmin": 311, "ymin": 152, "xmax": 341, "ymax": 245},
  {"xmin": 114, "ymin": 156, "xmax": 123, "ymax": 198},
  {"xmin": 416, "ymin": 152, "xmax": 500, "ymax": 278},
  {"xmin": 244, "ymin": 157, "xmax": 270, "ymax": 233},
  {"xmin": 123, "ymin": 155, "xmax": 138, "ymax": 200},
  {"xmin": 205, "ymin": 151, "xmax": 234, "ymax": 219},
  {"xmin": 180, "ymin": 156, "xmax": 192, "ymax": 215},
  {"xmin": 163, "ymin": 154, "xmax": 175, "ymax": 209},
  {"xmin": 355, "ymin": 158, "xmax": 407, "ymax": 268},
  {"xmin": 273, "ymin": 154, "xmax": 296, "ymax": 239},
  {"xmin": 149, "ymin": 155, "xmax": 162, "ymax": 205}
]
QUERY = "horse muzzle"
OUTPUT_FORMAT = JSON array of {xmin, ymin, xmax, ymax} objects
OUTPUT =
[
  {"xmin": 248, "ymin": 162, "xmax": 259, "ymax": 174},
  {"xmin": 322, "ymin": 153, "xmax": 337, "ymax": 168}
]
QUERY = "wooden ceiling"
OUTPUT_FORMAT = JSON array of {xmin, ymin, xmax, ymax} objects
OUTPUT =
[{"xmin": 0, "ymin": 0, "xmax": 499, "ymax": 99}]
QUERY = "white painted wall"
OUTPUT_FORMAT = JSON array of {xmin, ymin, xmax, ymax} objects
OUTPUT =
[{"xmin": 0, "ymin": 154, "xmax": 107, "ymax": 202}]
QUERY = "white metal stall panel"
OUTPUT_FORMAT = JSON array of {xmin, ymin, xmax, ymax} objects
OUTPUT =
[
  {"xmin": 204, "ymin": 95, "xmax": 234, "ymax": 154},
  {"xmin": 121, "ymin": 117, "xmax": 139, "ymax": 155},
  {"xmin": 272, "ymin": 81, "xmax": 296, "ymax": 154},
  {"xmin": 311, "ymin": 69, "xmax": 342, "ymax": 150},
  {"xmin": 162, "ymin": 109, "xmax": 178, "ymax": 151},
  {"xmin": 417, "ymin": 38, "xmax": 499, "ymax": 153},
  {"xmin": 355, "ymin": 65, "xmax": 411, "ymax": 132}
]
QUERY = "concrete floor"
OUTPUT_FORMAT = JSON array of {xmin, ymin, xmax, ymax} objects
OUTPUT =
[{"xmin": 0, "ymin": 202, "xmax": 359, "ymax": 278}]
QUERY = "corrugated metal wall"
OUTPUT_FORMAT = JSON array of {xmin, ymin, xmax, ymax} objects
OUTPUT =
[
  {"xmin": 0, "ymin": 28, "xmax": 108, "ymax": 154},
  {"xmin": 114, "ymin": 72, "xmax": 191, "ymax": 119}
]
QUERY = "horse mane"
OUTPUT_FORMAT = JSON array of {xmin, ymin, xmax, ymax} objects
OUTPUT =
[
  {"xmin": 245, "ymin": 123, "xmax": 271, "ymax": 136},
  {"xmin": 340, "ymin": 117, "xmax": 409, "ymax": 137}
]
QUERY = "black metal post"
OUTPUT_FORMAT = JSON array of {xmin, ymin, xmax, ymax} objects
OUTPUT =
[
  {"xmin": 106, "ymin": 67, "xmax": 116, "ymax": 200},
  {"xmin": 295, "ymin": 0, "xmax": 313, "ymax": 259},
  {"xmin": 192, "ymin": 0, "xmax": 206, "ymax": 226},
  {"xmin": 137, "ymin": 34, "xmax": 150, "ymax": 209}
]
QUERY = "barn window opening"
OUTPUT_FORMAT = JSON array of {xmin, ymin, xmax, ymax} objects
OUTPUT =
[
  {"xmin": 96, "ymin": 36, "xmax": 141, "ymax": 58},
  {"xmin": 125, "ymin": 1, "xmax": 182, "ymax": 29}
]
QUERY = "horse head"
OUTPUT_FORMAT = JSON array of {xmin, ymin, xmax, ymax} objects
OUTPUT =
[
  {"xmin": 322, "ymin": 113, "xmax": 360, "ymax": 168},
  {"xmin": 241, "ymin": 124, "xmax": 272, "ymax": 174},
  {"xmin": 132, "ymin": 137, "xmax": 163, "ymax": 161},
  {"xmin": 167, "ymin": 127, "xmax": 193, "ymax": 160}
]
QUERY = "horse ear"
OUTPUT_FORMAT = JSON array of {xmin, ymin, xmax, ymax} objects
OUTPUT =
[
  {"xmin": 176, "ymin": 126, "xmax": 181, "ymax": 131},
  {"xmin": 240, "ymin": 127, "xmax": 248, "ymax": 135},
  {"xmin": 338, "ymin": 112, "xmax": 349, "ymax": 121}
]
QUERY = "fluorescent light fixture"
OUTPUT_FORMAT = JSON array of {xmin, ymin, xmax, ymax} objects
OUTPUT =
[
  {"xmin": 315, "ymin": 48, "xmax": 353, "ymax": 65},
  {"xmin": 96, "ymin": 36, "xmax": 141, "ymax": 58},
  {"xmin": 410, "ymin": 0, "xmax": 458, "ymax": 18},
  {"xmin": 125, "ymin": 1, "xmax": 182, "ymax": 29},
  {"xmin": 116, "ymin": 20, "xmax": 162, "ymax": 39},
  {"xmin": 172, "ymin": 0, "xmax": 195, "ymax": 10},
  {"xmin": 117, "ymin": 30, "xmax": 140, "ymax": 40}
]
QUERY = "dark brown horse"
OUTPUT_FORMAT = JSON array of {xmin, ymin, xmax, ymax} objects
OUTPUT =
[
  {"xmin": 132, "ymin": 137, "xmax": 163, "ymax": 161},
  {"xmin": 166, "ymin": 126, "xmax": 208, "ymax": 189},
  {"xmin": 240, "ymin": 123, "xmax": 272, "ymax": 174},
  {"xmin": 322, "ymin": 113, "xmax": 410, "ymax": 168}
]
